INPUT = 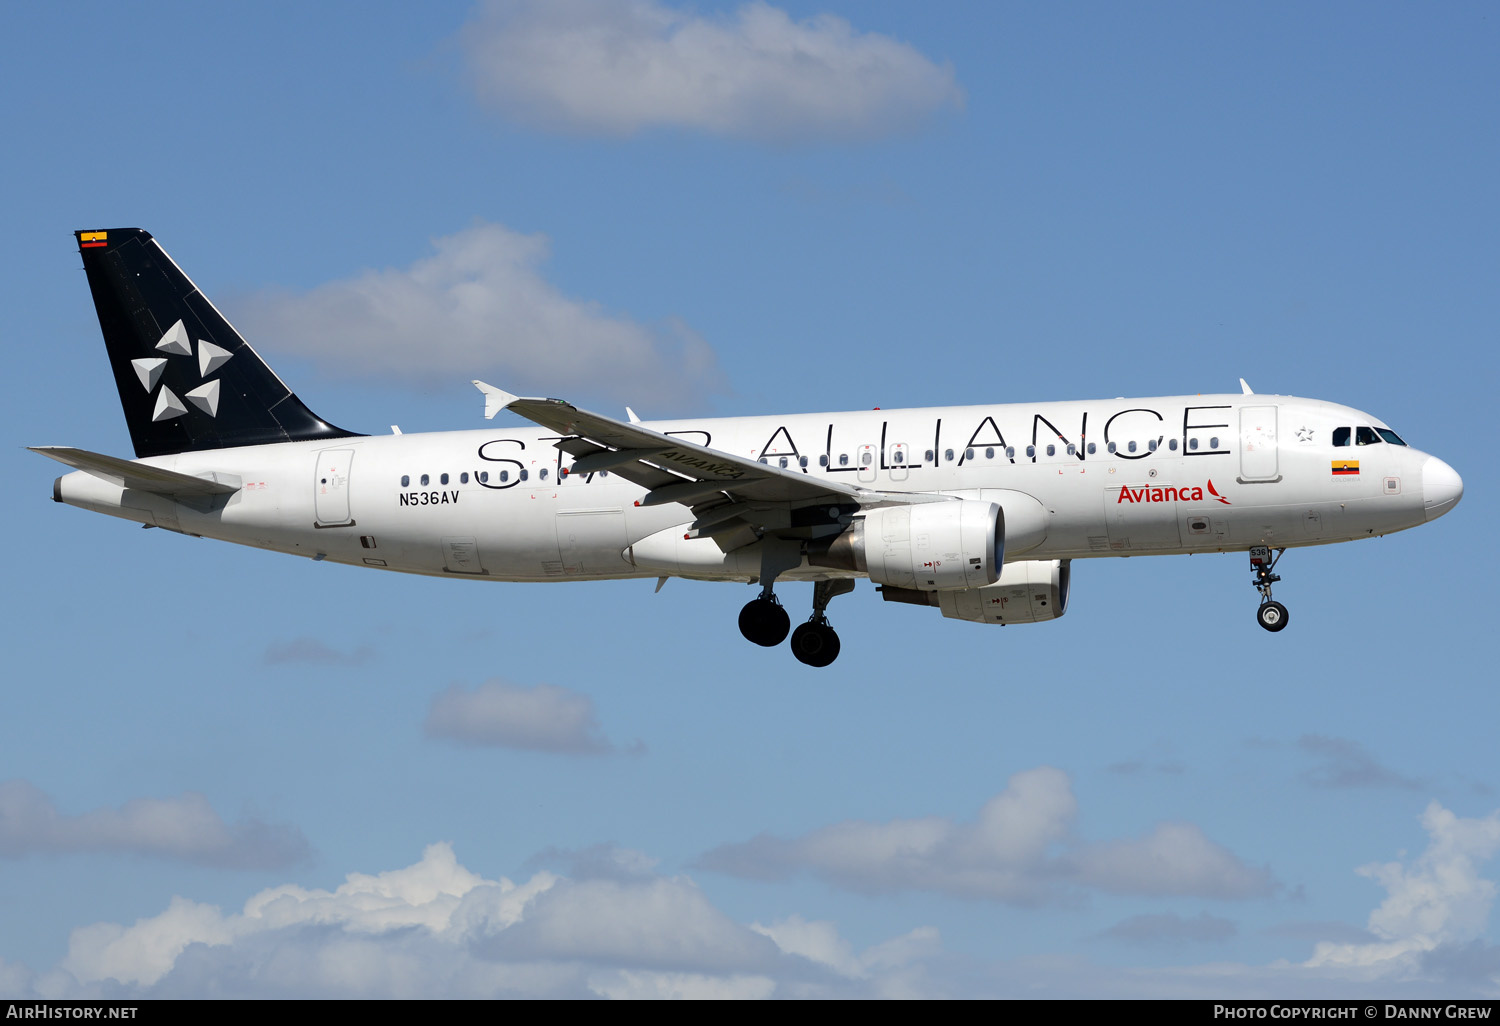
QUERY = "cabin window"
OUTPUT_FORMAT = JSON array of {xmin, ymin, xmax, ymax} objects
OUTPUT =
[
  {"xmin": 1356, "ymin": 426, "xmax": 1382, "ymax": 446},
  {"xmin": 519, "ymin": 469, "xmax": 528, "ymax": 481},
  {"xmin": 539, "ymin": 468, "xmax": 549, "ymax": 480},
  {"xmin": 1377, "ymin": 429, "xmax": 1407, "ymax": 445},
  {"xmin": 1006, "ymin": 447, "xmax": 1016, "ymax": 459},
  {"xmin": 1046, "ymin": 444, "xmax": 1056, "ymax": 456},
  {"xmin": 1107, "ymin": 442, "xmax": 1118, "ymax": 454},
  {"xmin": 924, "ymin": 450, "xmax": 934, "ymax": 463},
  {"xmin": 1168, "ymin": 439, "xmax": 1178, "ymax": 451},
  {"xmin": 1148, "ymin": 439, "xmax": 1158, "ymax": 452},
  {"xmin": 779, "ymin": 457, "xmax": 788, "ymax": 468},
  {"xmin": 965, "ymin": 448, "xmax": 975, "ymax": 461},
  {"xmin": 799, "ymin": 456, "xmax": 808, "ymax": 468},
  {"xmin": 440, "ymin": 473, "xmax": 449, "ymax": 485},
  {"xmin": 759, "ymin": 458, "xmax": 768, "ymax": 464},
  {"xmin": 819, "ymin": 454, "xmax": 829, "ymax": 467},
  {"xmin": 1026, "ymin": 445, "xmax": 1036, "ymax": 458},
  {"xmin": 1189, "ymin": 438, "xmax": 1199, "ymax": 451},
  {"xmin": 560, "ymin": 467, "xmax": 569, "ymax": 478},
  {"xmin": 1210, "ymin": 436, "xmax": 1220, "ymax": 449},
  {"xmin": 600, "ymin": 470, "xmax": 608, "ymax": 477},
  {"xmin": 1087, "ymin": 442, "xmax": 1097, "ymax": 455},
  {"xmin": 1065, "ymin": 444, "xmax": 1075, "ymax": 456},
  {"xmin": 460, "ymin": 472, "xmax": 469, "ymax": 484},
  {"xmin": 861, "ymin": 452, "xmax": 873, "ymax": 466},
  {"xmin": 420, "ymin": 474, "xmax": 429, "ymax": 486},
  {"xmin": 984, "ymin": 447, "xmax": 994, "ymax": 460},
  {"xmin": 480, "ymin": 471, "xmax": 490, "ymax": 483},
  {"xmin": 401, "ymin": 475, "xmax": 410, "ymax": 487},
  {"xmin": 1333, "ymin": 427, "xmax": 1352, "ymax": 447},
  {"xmin": 894, "ymin": 450, "xmax": 905, "ymax": 464},
  {"xmin": 1128, "ymin": 441, "xmax": 1137, "ymax": 453},
  {"xmin": 944, "ymin": 449, "xmax": 955, "ymax": 462},
  {"xmin": 839, "ymin": 454, "xmax": 849, "ymax": 466}
]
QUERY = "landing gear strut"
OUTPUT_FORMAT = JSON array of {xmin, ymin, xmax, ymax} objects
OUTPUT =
[
  {"xmin": 790, "ymin": 579, "xmax": 854, "ymax": 667},
  {"xmin": 738, "ymin": 537, "xmax": 800, "ymax": 648},
  {"xmin": 1249, "ymin": 546, "xmax": 1290, "ymax": 633}
]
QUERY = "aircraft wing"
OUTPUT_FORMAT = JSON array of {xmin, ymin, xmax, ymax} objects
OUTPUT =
[
  {"xmin": 476, "ymin": 382, "xmax": 858, "ymax": 505},
  {"xmin": 474, "ymin": 383, "xmax": 950, "ymax": 547}
]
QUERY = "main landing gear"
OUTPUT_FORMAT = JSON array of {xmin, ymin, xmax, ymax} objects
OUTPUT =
[
  {"xmin": 738, "ymin": 573, "xmax": 854, "ymax": 667},
  {"xmin": 788, "ymin": 579, "xmax": 854, "ymax": 668},
  {"xmin": 1249, "ymin": 546, "xmax": 1290, "ymax": 633}
]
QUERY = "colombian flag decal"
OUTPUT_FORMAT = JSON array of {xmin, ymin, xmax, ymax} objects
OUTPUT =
[
  {"xmin": 1332, "ymin": 459, "xmax": 1360, "ymax": 476},
  {"xmin": 80, "ymin": 231, "xmax": 108, "ymax": 249}
]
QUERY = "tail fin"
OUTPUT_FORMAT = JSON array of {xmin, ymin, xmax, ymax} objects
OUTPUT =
[{"xmin": 75, "ymin": 228, "xmax": 360, "ymax": 458}]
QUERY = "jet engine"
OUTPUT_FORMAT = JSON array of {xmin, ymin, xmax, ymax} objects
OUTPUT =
[
  {"xmin": 879, "ymin": 559, "xmax": 1071, "ymax": 625},
  {"xmin": 808, "ymin": 500, "xmax": 1002, "ymax": 591}
]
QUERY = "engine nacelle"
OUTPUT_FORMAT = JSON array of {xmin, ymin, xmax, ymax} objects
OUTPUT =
[
  {"xmin": 809, "ymin": 500, "xmax": 1002, "ymax": 591},
  {"xmin": 880, "ymin": 559, "xmax": 1071, "ymax": 625}
]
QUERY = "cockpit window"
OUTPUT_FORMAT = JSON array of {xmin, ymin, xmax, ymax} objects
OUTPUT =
[
  {"xmin": 1356, "ymin": 426, "xmax": 1382, "ymax": 446},
  {"xmin": 1333, "ymin": 427, "xmax": 1351, "ymax": 447},
  {"xmin": 1376, "ymin": 428, "xmax": 1407, "ymax": 446}
]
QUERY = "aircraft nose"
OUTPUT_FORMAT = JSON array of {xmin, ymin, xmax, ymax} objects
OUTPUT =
[{"xmin": 1421, "ymin": 456, "xmax": 1463, "ymax": 522}]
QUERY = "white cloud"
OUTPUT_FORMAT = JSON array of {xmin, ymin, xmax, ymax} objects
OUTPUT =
[
  {"xmin": 9, "ymin": 809, "xmax": 1500, "ymax": 999},
  {"xmin": 22, "ymin": 842, "xmax": 931, "ymax": 998},
  {"xmin": 1068, "ymin": 822, "xmax": 1275, "ymax": 899},
  {"xmin": 748, "ymin": 916, "xmax": 942, "ymax": 998},
  {"xmin": 0, "ymin": 780, "xmax": 309, "ymax": 870},
  {"xmin": 459, "ymin": 0, "xmax": 963, "ymax": 141},
  {"xmin": 424, "ymin": 679, "xmax": 631, "ymax": 754},
  {"xmin": 1304, "ymin": 801, "xmax": 1500, "ymax": 979},
  {"xmin": 235, "ymin": 222, "xmax": 723, "ymax": 408},
  {"xmin": 698, "ymin": 767, "xmax": 1275, "ymax": 903}
]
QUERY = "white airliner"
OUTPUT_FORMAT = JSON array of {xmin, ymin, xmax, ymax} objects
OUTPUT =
[{"xmin": 35, "ymin": 229, "xmax": 1463, "ymax": 666}]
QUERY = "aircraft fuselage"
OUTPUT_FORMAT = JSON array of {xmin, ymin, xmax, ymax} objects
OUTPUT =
[{"xmin": 53, "ymin": 393, "xmax": 1460, "ymax": 583}]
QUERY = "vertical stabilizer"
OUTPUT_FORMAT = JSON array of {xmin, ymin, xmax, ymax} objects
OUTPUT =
[{"xmin": 75, "ymin": 228, "xmax": 360, "ymax": 457}]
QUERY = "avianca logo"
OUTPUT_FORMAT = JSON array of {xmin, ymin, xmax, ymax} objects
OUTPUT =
[{"xmin": 1117, "ymin": 480, "xmax": 1232, "ymax": 506}]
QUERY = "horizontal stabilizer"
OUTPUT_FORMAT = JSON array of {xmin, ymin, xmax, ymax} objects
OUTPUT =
[{"xmin": 29, "ymin": 447, "xmax": 239, "ymax": 496}]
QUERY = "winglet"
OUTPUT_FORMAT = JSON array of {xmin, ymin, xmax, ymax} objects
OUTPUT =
[
  {"xmin": 473, "ymin": 380, "xmax": 519, "ymax": 420},
  {"xmin": 626, "ymin": 407, "xmax": 641, "ymax": 424},
  {"xmin": 1240, "ymin": 378, "xmax": 1254, "ymax": 395}
]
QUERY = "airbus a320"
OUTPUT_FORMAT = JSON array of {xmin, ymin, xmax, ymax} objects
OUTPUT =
[{"xmin": 35, "ymin": 229, "xmax": 1464, "ymax": 667}]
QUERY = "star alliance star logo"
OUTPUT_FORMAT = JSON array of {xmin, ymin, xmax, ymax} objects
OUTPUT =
[
  {"xmin": 1296, "ymin": 426, "xmax": 1314, "ymax": 443},
  {"xmin": 130, "ymin": 320, "xmax": 233, "ymax": 422}
]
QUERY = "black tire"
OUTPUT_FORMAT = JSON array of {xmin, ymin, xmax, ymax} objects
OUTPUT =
[
  {"xmin": 739, "ymin": 598, "xmax": 791, "ymax": 647},
  {"xmin": 790, "ymin": 621, "xmax": 841, "ymax": 667},
  {"xmin": 1257, "ymin": 601, "xmax": 1290, "ymax": 632}
]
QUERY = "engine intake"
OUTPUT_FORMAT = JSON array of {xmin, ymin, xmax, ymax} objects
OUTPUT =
[
  {"xmin": 808, "ymin": 500, "xmax": 1002, "ymax": 591},
  {"xmin": 880, "ymin": 559, "xmax": 1071, "ymax": 625}
]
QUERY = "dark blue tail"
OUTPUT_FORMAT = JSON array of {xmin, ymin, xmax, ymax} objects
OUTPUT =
[{"xmin": 76, "ymin": 228, "xmax": 360, "ymax": 458}]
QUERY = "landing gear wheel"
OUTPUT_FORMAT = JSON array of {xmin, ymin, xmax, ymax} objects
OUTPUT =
[
  {"xmin": 1257, "ymin": 601, "xmax": 1289, "ymax": 633},
  {"xmin": 739, "ymin": 597, "xmax": 791, "ymax": 647},
  {"xmin": 790, "ymin": 621, "xmax": 841, "ymax": 667}
]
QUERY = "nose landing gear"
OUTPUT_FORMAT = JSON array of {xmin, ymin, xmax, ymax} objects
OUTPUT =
[{"xmin": 1249, "ymin": 546, "xmax": 1290, "ymax": 632}]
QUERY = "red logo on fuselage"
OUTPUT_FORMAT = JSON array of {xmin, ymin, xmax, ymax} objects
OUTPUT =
[{"xmin": 1117, "ymin": 480, "xmax": 1231, "ymax": 506}]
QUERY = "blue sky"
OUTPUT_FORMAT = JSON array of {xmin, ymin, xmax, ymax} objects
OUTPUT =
[{"xmin": 2, "ymin": 0, "xmax": 1497, "ymax": 998}]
